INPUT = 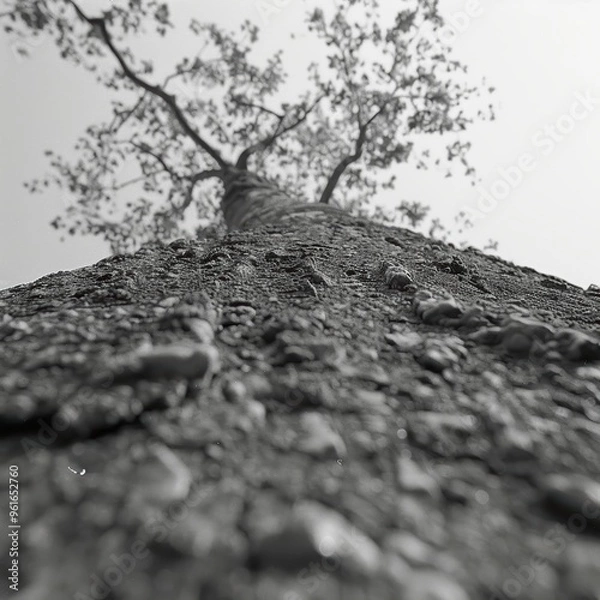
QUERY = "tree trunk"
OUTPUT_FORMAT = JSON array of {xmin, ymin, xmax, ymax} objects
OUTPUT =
[
  {"xmin": 221, "ymin": 167, "xmax": 346, "ymax": 230},
  {"xmin": 1, "ymin": 192, "xmax": 600, "ymax": 600}
]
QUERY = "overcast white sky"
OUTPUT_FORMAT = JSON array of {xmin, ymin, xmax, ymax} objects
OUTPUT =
[{"xmin": 1, "ymin": 0, "xmax": 599, "ymax": 290}]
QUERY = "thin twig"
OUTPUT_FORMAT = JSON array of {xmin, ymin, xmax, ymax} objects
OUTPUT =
[{"xmin": 236, "ymin": 92, "xmax": 326, "ymax": 169}]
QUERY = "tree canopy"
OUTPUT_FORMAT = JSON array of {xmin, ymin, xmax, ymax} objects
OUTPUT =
[{"xmin": 2, "ymin": 0, "xmax": 495, "ymax": 251}]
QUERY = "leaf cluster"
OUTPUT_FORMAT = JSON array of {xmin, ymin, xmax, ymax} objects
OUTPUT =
[{"xmin": 2, "ymin": 0, "xmax": 495, "ymax": 251}]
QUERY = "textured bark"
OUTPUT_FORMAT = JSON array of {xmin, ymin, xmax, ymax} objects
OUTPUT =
[
  {"xmin": 1, "ymin": 196, "xmax": 600, "ymax": 600},
  {"xmin": 221, "ymin": 168, "xmax": 346, "ymax": 230}
]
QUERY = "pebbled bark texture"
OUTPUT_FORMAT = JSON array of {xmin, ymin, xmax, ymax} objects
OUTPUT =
[{"xmin": 1, "ymin": 201, "xmax": 600, "ymax": 600}]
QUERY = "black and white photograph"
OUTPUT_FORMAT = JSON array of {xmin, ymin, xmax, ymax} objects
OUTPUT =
[{"xmin": 1, "ymin": 1, "xmax": 599, "ymax": 598}]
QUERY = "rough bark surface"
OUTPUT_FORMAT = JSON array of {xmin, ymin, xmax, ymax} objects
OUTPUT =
[
  {"xmin": 221, "ymin": 169, "xmax": 346, "ymax": 230},
  {"xmin": 1, "ymin": 207, "xmax": 600, "ymax": 600}
]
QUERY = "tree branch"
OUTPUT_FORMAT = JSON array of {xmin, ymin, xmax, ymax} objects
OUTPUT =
[
  {"xmin": 111, "ymin": 171, "xmax": 161, "ymax": 191},
  {"xmin": 108, "ymin": 93, "xmax": 148, "ymax": 134},
  {"xmin": 318, "ymin": 88, "xmax": 404, "ymax": 205},
  {"xmin": 235, "ymin": 93, "xmax": 326, "ymax": 169},
  {"xmin": 176, "ymin": 169, "xmax": 224, "ymax": 215},
  {"xmin": 318, "ymin": 123, "xmax": 367, "ymax": 205},
  {"xmin": 130, "ymin": 142, "xmax": 181, "ymax": 180},
  {"xmin": 231, "ymin": 97, "xmax": 285, "ymax": 120},
  {"xmin": 323, "ymin": 20, "xmax": 363, "ymax": 124},
  {"xmin": 65, "ymin": 0, "xmax": 230, "ymax": 170}
]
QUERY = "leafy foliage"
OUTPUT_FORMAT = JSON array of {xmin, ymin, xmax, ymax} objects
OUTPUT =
[{"xmin": 2, "ymin": 0, "xmax": 495, "ymax": 252}]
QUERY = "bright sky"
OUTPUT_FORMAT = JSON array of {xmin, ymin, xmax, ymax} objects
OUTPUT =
[{"xmin": 1, "ymin": 0, "xmax": 599, "ymax": 290}]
